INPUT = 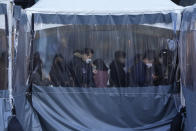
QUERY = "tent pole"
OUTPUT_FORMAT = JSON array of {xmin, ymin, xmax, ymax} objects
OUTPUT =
[{"xmin": 7, "ymin": 0, "xmax": 14, "ymax": 111}]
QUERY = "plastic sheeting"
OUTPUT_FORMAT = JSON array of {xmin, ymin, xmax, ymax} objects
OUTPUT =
[
  {"xmin": 13, "ymin": 2, "xmax": 182, "ymax": 130},
  {"xmin": 25, "ymin": 0, "xmax": 183, "ymax": 30},
  {"xmin": 0, "ymin": 2, "xmax": 12, "ymax": 131},
  {"xmin": 183, "ymin": 88, "xmax": 196, "ymax": 131},
  {"xmin": 13, "ymin": 12, "xmax": 43, "ymax": 131},
  {"xmin": 0, "ymin": 3, "xmax": 6, "ymax": 15},
  {"xmin": 179, "ymin": 4, "xmax": 196, "ymax": 131},
  {"xmin": 32, "ymin": 85, "xmax": 177, "ymax": 131},
  {"xmin": 0, "ymin": 29, "xmax": 8, "ymax": 90},
  {"xmin": 0, "ymin": 90, "xmax": 11, "ymax": 131},
  {"xmin": 31, "ymin": 24, "xmax": 177, "ymax": 88}
]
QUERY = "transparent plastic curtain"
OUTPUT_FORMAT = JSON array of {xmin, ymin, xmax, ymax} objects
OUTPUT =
[
  {"xmin": 31, "ymin": 24, "xmax": 177, "ymax": 88},
  {"xmin": 14, "ymin": 12, "xmax": 180, "ymax": 131},
  {"xmin": 0, "ymin": 23, "xmax": 8, "ymax": 91},
  {"xmin": 179, "ymin": 5, "xmax": 196, "ymax": 131},
  {"xmin": 0, "ymin": 3, "xmax": 11, "ymax": 131},
  {"xmin": 0, "ymin": 6, "xmax": 8, "ymax": 91}
]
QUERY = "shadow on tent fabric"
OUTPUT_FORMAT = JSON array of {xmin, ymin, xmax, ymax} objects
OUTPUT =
[
  {"xmin": 8, "ymin": 116, "xmax": 24, "ymax": 131},
  {"xmin": 170, "ymin": 107, "xmax": 186, "ymax": 131}
]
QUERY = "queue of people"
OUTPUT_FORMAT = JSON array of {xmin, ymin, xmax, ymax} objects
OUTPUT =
[{"xmin": 30, "ymin": 48, "xmax": 173, "ymax": 88}]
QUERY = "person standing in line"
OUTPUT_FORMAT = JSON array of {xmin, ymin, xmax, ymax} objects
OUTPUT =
[
  {"xmin": 109, "ymin": 51, "xmax": 126, "ymax": 87},
  {"xmin": 93, "ymin": 59, "xmax": 109, "ymax": 88}
]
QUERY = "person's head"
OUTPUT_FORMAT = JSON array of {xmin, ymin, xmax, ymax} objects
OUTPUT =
[
  {"xmin": 73, "ymin": 50, "xmax": 82, "ymax": 58},
  {"xmin": 93, "ymin": 59, "xmax": 108, "ymax": 71},
  {"xmin": 82, "ymin": 48, "xmax": 94, "ymax": 63},
  {"xmin": 0, "ymin": 52, "xmax": 7, "ymax": 62},
  {"xmin": 143, "ymin": 50, "xmax": 155, "ymax": 68},
  {"xmin": 134, "ymin": 54, "xmax": 141, "ymax": 64},
  {"xmin": 53, "ymin": 54, "xmax": 64, "ymax": 65},
  {"xmin": 159, "ymin": 49, "xmax": 172, "ymax": 65},
  {"xmin": 1, "ymin": 52, "xmax": 7, "ymax": 58},
  {"xmin": 33, "ymin": 52, "xmax": 42, "ymax": 69},
  {"xmin": 115, "ymin": 51, "xmax": 126, "ymax": 64},
  {"xmin": 73, "ymin": 50, "xmax": 82, "ymax": 54}
]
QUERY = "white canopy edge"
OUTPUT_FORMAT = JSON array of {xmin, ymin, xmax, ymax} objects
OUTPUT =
[
  {"xmin": 0, "ymin": 0, "xmax": 12, "ymax": 5},
  {"xmin": 30, "ymin": 10, "xmax": 181, "ymax": 31},
  {"xmin": 25, "ymin": 0, "xmax": 183, "ymax": 15},
  {"xmin": 23, "ymin": 0, "xmax": 183, "ymax": 31},
  {"xmin": 26, "ymin": 9, "xmax": 184, "ymax": 16},
  {"xmin": 33, "ymin": 23, "xmax": 175, "ymax": 31}
]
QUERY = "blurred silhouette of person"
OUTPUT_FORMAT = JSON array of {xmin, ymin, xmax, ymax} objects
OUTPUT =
[
  {"xmin": 130, "ymin": 51, "xmax": 155, "ymax": 86},
  {"xmin": 50, "ymin": 54, "xmax": 74, "ymax": 87},
  {"xmin": 69, "ymin": 48, "xmax": 95, "ymax": 87},
  {"xmin": 109, "ymin": 51, "xmax": 126, "ymax": 87},
  {"xmin": 80, "ymin": 48, "xmax": 95, "ymax": 87},
  {"xmin": 0, "ymin": 52, "xmax": 8, "ymax": 90},
  {"xmin": 30, "ymin": 52, "xmax": 50, "ymax": 86},
  {"xmin": 152, "ymin": 57, "xmax": 164, "ymax": 86},
  {"xmin": 69, "ymin": 50, "xmax": 83, "ymax": 86},
  {"xmin": 127, "ymin": 54, "xmax": 141, "ymax": 86},
  {"xmin": 30, "ymin": 52, "xmax": 42, "ymax": 85},
  {"xmin": 58, "ymin": 37, "xmax": 73, "ymax": 63},
  {"xmin": 93, "ymin": 59, "xmax": 109, "ymax": 87},
  {"xmin": 159, "ymin": 49, "xmax": 174, "ymax": 85}
]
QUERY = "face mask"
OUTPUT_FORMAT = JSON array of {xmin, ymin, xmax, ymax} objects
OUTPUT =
[
  {"xmin": 86, "ymin": 58, "xmax": 92, "ymax": 64},
  {"xmin": 146, "ymin": 63, "xmax": 152, "ymax": 68},
  {"xmin": 159, "ymin": 58, "xmax": 163, "ymax": 64}
]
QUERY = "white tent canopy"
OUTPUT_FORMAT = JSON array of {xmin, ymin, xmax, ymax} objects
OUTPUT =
[
  {"xmin": 26, "ymin": 0, "xmax": 183, "ymax": 15},
  {"xmin": 0, "ymin": 0, "xmax": 10, "ymax": 4},
  {"xmin": 24, "ymin": 0, "xmax": 184, "ymax": 31}
]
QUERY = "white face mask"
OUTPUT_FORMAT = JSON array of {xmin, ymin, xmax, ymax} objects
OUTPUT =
[
  {"xmin": 86, "ymin": 58, "xmax": 92, "ymax": 64},
  {"xmin": 146, "ymin": 63, "xmax": 152, "ymax": 68}
]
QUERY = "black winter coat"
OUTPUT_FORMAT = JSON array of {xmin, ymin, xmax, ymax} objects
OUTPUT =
[
  {"xmin": 69, "ymin": 56, "xmax": 95, "ymax": 87},
  {"xmin": 109, "ymin": 61, "xmax": 126, "ymax": 87}
]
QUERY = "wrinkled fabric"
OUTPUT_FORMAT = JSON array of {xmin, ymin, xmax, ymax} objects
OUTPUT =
[
  {"xmin": 0, "ymin": 90, "xmax": 12, "ymax": 131},
  {"xmin": 183, "ymin": 88, "xmax": 196, "ymax": 131},
  {"xmin": 13, "ymin": 12, "xmax": 43, "ymax": 131},
  {"xmin": 14, "ymin": 94, "xmax": 43, "ymax": 131},
  {"xmin": 32, "ymin": 85, "xmax": 177, "ymax": 131},
  {"xmin": 8, "ymin": 116, "xmax": 24, "ymax": 131},
  {"xmin": 179, "ymin": 4, "xmax": 196, "ymax": 131}
]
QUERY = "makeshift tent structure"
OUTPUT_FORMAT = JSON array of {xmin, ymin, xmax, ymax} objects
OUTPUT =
[
  {"xmin": 0, "ymin": 0, "xmax": 13, "ymax": 130},
  {"xmin": 179, "ymin": 4, "xmax": 196, "ymax": 131},
  {"xmin": 14, "ymin": 0, "xmax": 184, "ymax": 130}
]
